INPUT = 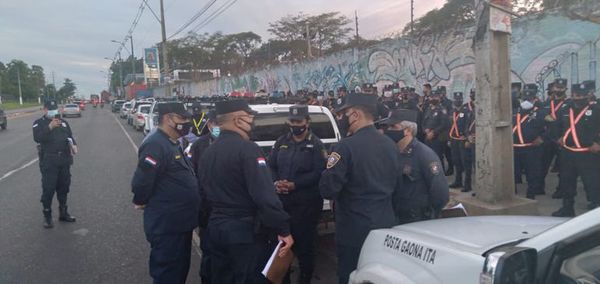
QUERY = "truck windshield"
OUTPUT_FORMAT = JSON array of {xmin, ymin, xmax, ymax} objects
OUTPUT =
[{"xmin": 252, "ymin": 113, "xmax": 335, "ymax": 142}]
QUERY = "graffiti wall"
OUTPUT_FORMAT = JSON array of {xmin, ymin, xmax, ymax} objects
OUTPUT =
[{"xmin": 153, "ymin": 7, "xmax": 600, "ymax": 98}]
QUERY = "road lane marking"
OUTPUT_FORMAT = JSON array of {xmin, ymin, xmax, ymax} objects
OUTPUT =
[
  {"xmin": 113, "ymin": 114, "xmax": 139, "ymax": 152},
  {"xmin": 114, "ymin": 114, "xmax": 202, "ymax": 256},
  {"xmin": 0, "ymin": 158, "xmax": 39, "ymax": 183}
]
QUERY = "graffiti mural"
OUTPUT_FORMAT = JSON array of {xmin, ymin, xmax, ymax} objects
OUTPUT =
[{"xmin": 152, "ymin": 6, "xmax": 600, "ymax": 99}]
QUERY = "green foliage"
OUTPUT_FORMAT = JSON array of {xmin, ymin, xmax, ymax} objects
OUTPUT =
[
  {"xmin": 0, "ymin": 59, "xmax": 46, "ymax": 101},
  {"xmin": 402, "ymin": 0, "xmax": 475, "ymax": 36}
]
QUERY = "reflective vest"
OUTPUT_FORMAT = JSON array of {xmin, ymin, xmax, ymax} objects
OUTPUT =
[
  {"xmin": 562, "ymin": 105, "xmax": 591, "ymax": 152},
  {"xmin": 513, "ymin": 112, "xmax": 534, "ymax": 147}
]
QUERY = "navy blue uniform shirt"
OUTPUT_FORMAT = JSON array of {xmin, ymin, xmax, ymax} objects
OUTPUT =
[
  {"xmin": 33, "ymin": 116, "xmax": 76, "ymax": 153},
  {"xmin": 319, "ymin": 125, "xmax": 403, "ymax": 248},
  {"xmin": 131, "ymin": 129, "xmax": 200, "ymax": 235},
  {"xmin": 269, "ymin": 132, "xmax": 327, "ymax": 203},
  {"xmin": 198, "ymin": 130, "xmax": 290, "ymax": 236}
]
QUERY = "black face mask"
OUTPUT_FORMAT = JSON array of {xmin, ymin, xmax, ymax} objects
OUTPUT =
[
  {"xmin": 454, "ymin": 101, "xmax": 463, "ymax": 108},
  {"xmin": 173, "ymin": 121, "xmax": 193, "ymax": 137},
  {"xmin": 290, "ymin": 125, "xmax": 307, "ymax": 136},
  {"xmin": 239, "ymin": 117, "xmax": 255, "ymax": 136},
  {"xmin": 337, "ymin": 113, "xmax": 351, "ymax": 137},
  {"xmin": 430, "ymin": 99, "xmax": 440, "ymax": 105},
  {"xmin": 384, "ymin": 129, "xmax": 405, "ymax": 143}
]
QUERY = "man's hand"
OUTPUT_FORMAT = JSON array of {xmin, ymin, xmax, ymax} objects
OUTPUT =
[
  {"xmin": 71, "ymin": 145, "xmax": 78, "ymax": 155},
  {"xmin": 134, "ymin": 204, "xmax": 146, "ymax": 210},
  {"xmin": 277, "ymin": 234, "xmax": 294, "ymax": 258},
  {"xmin": 589, "ymin": 142, "xmax": 600, "ymax": 154},
  {"xmin": 275, "ymin": 180, "xmax": 288, "ymax": 194},
  {"xmin": 532, "ymin": 137, "xmax": 544, "ymax": 146},
  {"xmin": 49, "ymin": 119, "xmax": 61, "ymax": 130},
  {"xmin": 557, "ymin": 138, "xmax": 564, "ymax": 147},
  {"xmin": 284, "ymin": 181, "xmax": 295, "ymax": 192},
  {"xmin": 425, "ymin": 130, "xmax": 435, "ymax": 141}
]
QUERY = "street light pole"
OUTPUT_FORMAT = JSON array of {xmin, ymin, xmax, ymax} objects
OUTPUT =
[
  {"xmin": 130, "ymin": 35, "xmax": 136, "ymax": 79},
  {"xmin": 160, "ymin": 0, "xmax": 170, "ymax": 96}
]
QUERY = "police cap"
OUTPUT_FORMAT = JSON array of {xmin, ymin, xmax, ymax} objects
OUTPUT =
[
  {"xmin": 215, "ymin": 100, "xmax": 257, "ymax": 116},
  {"xmin": 524, "ymin": 83, "xmax": 538, "ymax": 92},
  {"xmin": 377, "ymin": 109, "xmax": 418, "ymax": 126},
  {"xmin": 453, "ymin": 92, "xmax": 464, "ymax": 101},
  {"xmin": 335, "ymin": 92, "xmax": 378, "ymax": 112},
  {"xmin": 288, "ymin": 105, "xmax": 309, "ymax": 121},
  {"xmin": 553, "ymin": 78, "xmax": 568, "ymax": 88},
  {"xmin": 571, "ymin": 83, "xmax": 586, "ymax": 95},
  {"xmin": 522, "ymin": 89, "xmax": 537, "ymax": 99},
  {"xmin": 436, "ymin": 86, "xmax": 447, "ymax": 93},
  {"xmin": 511, "ymin": 82, "xmax": 522, "ymax": 90},
  {"xmin": 581, "ymin": 80, "xmax": 596, "ymax": 92},
  {"xmin": 44, "ymin": 100, "xmax": 58, "ymax": 110},
  {"xmin": 158, "ymin": 102, "xmax": 192, "ymax": 118}
]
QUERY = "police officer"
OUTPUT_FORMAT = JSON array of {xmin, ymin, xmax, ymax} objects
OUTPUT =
[
  {"xmin": 189, "ymin": 109, "xmax": 219, "ymax": 284},
  {"xmin": 539, "ymin": 78, "xmax": 569, "ymax": 198},
  {"xmin": 33, "ymin": 100, "xmax": 77, "ymax": 228},
  {"xmin": 552, "ymin": 82, "xmax": 600, "ymax": 217},
  {"xmin": 379, "ymin": 109, "xmax": 449, "ymax": 224},
  {"xmin": 269, "ymin": 105, "xmax": 327, "ymax": 284},
  {"xmin": 422, "ymin": 89, "xmax": 451, "ymax": 172},
  {"xmin": 461, "ymin": 90, "xmax": 476, "ymax": 192},
  {"xmin": 448, "ymin": 92, "xmax": 466, "ymax": 189},
  {"xmin": 319, "ymin": 92, "xmax": 402, "ymax": 284},
  {"xmin": 512, "ymin": 89, "xmax": 546, "ymax": 199},
  {"xmin": 131, "ymin": 102, "xmax": 199, "ymax": 284},
  {"xmin": 197, "ymin": 100, "xmax": 293, "ymax": 283}
]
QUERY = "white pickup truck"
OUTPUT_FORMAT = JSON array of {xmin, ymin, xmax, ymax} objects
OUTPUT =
[{"xmin": 350, "ymin": 208, "xmax": 600, "ymax": 284}]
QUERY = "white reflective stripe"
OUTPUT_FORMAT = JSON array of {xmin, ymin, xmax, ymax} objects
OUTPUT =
[{"xmin": 32, "ymin": 124, "xmax": 38, "ymax": 128}]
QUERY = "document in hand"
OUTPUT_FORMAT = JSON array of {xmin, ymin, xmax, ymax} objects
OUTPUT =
[
  {"xmin": 441, "ymin": 203, "xmax": 468, "ymax": 218},
  {"xmin": 261, "ymin": 240, "xmax": 295, "ymax": 284}
]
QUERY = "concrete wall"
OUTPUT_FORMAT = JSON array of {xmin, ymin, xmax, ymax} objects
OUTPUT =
[{"xmin": 152, "ymin": 8, "xmax": 600, "ymax": 98}]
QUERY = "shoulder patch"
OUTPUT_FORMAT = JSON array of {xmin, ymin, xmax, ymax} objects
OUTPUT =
[
  {"xmin": 430, "ymin": 162, "xmax": 441, "ymax": 176},
  {"xmin": 144, "ymin": 156, "xmax": 158, "ymax": 167},
  {"xmin": 33, "ymin": 123, "xmax": 38, "ymax": 128},
  {"xmin": 326, "ymin": 152, "xmax": 341, "ymax": 169},
  {"xmin": 257, "ymin": 157, "xmax": 267, "ymax": 167},
  {"xmin": 279, "ymin": 144, "xmax": 288, "ymax": 150},
  {"xmin": 586, "ymin": 110, "xmax": 592, "ymax": 116}
]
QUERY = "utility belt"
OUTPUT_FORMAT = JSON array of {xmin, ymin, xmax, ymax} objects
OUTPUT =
[
  {"xmin": 397, "ymin": 206, "xmax": 437, "ymax": 224},
  {"xmin": 211, "ymin": 206, "xmax": 262, "ymax": 234}
]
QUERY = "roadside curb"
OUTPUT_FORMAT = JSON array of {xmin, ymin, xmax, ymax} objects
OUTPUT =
[{"xmin": 6, "ymin": 107, "xmax": 41, "ymax": 118}]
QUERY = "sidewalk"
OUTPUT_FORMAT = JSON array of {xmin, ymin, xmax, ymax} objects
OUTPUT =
[{"xmin": 4, "ymin": 106, "xmax": 42, "ymax": 117}]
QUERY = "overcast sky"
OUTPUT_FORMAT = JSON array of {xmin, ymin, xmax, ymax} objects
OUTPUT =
[{"xmin": 0, "ymin": 0, "xmax": 444, "ymax": 97}]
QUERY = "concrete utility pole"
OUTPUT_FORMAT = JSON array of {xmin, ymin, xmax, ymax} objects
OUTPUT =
[
  {"xmin": 160, "ymin": 0, "xmax": 170, "ymax": 96},
  {"xmin": 411, "ymin": 0, "xmax": 414, "ymax": 36},
  {"xmin": 306, "ymin": 22, "xmax": 312, "ymax": 58},
  {"xmin": 457, "ymin": 0, "xmax": 536, "ymax": 215},
  {"xmin": 355, "ymin": 10, "xmax": 360, "ymax": 46},
  {"xmin": 130, "ymin": 35, "xmax": 136, "ymax": 79},
  {"xmin": 17, "ymin": 69, "xmax": 23, "ymax": 105},
  {"xmin": 52, "ymin": 71, "xmax": 56, "ymax": 101}
]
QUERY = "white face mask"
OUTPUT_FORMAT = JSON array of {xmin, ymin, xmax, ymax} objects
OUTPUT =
[
  {"xmin": 47, "ymin": 110, "xmax": 59, "ymax": 118},
  {"xmin": 520, "ymin": 100, "xmax": 534, "ymax": 110}
]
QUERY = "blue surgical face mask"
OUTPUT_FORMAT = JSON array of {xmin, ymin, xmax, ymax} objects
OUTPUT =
[
  {"xmin": 520, "ymin": 100, "xmax": 534, "ymax": 111},
  {"xmin": 210, "ymin": 126, "xmax": 220, "ymax": 138},
  {"xmin": 47, "ymin": 110, "xmax": 59, "ymax": 118}
]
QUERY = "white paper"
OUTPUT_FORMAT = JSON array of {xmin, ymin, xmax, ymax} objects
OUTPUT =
[
  {"xmin": 261, "ymin": 240, "xmax": 283, "ymax": 276},
  {"xmin": 451, "ymin": 203, "xmax": 468, "ymax": 216}
]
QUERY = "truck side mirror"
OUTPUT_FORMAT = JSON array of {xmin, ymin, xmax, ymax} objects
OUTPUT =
[{"xmin": 480, "ymin": 247, "xmax": 537, "ymax": 284}]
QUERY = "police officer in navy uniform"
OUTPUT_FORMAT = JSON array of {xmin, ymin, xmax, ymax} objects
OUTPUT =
[
  {"xmin": 33, "ymin": 100, "xmax": 77, "ymax": 228},
  {"xmin": 422, "ymin": 89, "xmax": 451, "ymax": 172},
  {"xmin": 461, "ymin": 90, "xmax": 476, "ymax": 192},
  {"xmin": 512, "ymin": 89, "xmax": 546, "ymax": 199},
  {"xmin": 448, "ymin": 92, "xmax": 466, "ymax": 189},
  {"xmin": 378, "ymin": 109, "xmax": 449, "ymax": 224},
  {"xmin": 188, "ymin": 109, "xmax": 219, "ymax": 284},
  {"xmin": 552, "ymin": 82, "xmax": 600, "ymax": 217},
  {"xmin": 197, "ymin": 100, "xmax": 293, "ymax": 283},
  {"xmin": 319, "ymin": 92, "xmax": 403, "ymax": 284},
  {"xmin": 269, "ymin": 105, "xmax": 327, "ymax": 284},
  {"xmin": 539, "ymin": 78, "xmax": 570, "ymax": 198},
  {"xmin": 131, "ymin": 102, "xmax": 199, "ymax": 284}
]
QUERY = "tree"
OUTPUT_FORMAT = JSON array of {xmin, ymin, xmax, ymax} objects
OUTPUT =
[
  {"xmin": 402, "ymin": 0, "xmax": 475, "ymax": 36},
  {"xmin": 268, "ymin": 12, "xmax": 353, "ymax": 57},
  {"xmin": 56, "ymin": 78, "xmax": 76, "ymax": 101}
]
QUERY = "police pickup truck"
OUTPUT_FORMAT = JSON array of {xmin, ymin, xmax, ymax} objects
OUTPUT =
[{"xmin": 350, "ymin": 208, "xmax": 600, "ymax": 284}]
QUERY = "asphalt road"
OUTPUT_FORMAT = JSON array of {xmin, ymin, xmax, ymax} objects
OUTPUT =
[
  {"xmin": 0, "ymin": 105, "xmax": 591, "ymax": 284},
  {"xmin": 0, "ymin": 107, "xmax": 201, "ymax": 284}
]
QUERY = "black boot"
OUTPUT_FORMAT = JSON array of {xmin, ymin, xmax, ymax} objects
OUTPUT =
[
  {"xmin": 449, "ymin": 177, "xmax": 463, "ymax": 189},
  {"xmin": 461, "ymin": 183, "xmax": 472, "ymax": 193},
  {"xmin": 552, "ymin": 199, "xmax": 575, "ymax": 217},
  {"xmin": 43, "ymin": 209, "xmax": 54, "ymax": 229},
  {"xmin": 59, "ymin": 206, "xmax": 76, "ymax": 222}
]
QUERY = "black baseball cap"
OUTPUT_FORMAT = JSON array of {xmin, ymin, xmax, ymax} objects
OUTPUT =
[
  {"xmin": 453, "ymin": 92, "xmax": 464, "ymax": 101},
  {"xmin": 522, "ymin": 89, "xmax": 537, "ymax": 99},
  {"xmin": 553, "ymin": 78, "xmax": 568, "ymax": 88},
  {"xmin": 44, "ymin": 100, "xmax": 58, "ymax": 110},
  {"xmin": 581, "ymin": 80, "xmax": 596, "ymax": 92},
  {"xmin": 511, "ymin": 82, "xmax": 522, "ymax": 90},
  {"xmin": 158, "ymin": 102, "xmax": 191, "ymax": 118},
  {"xmin": 288, "ymin": 105, "xmax": 309, "ymax": 121},
  {"xmin": 215, "ymin": 99, "xmax": 257, "ymax": 116},
  {"xmin": 377, "ymin": 109, "xmax": 418, "ymax": 125},
  {"xmin": 335, "ymin": 92, "xmax": 378, "ymax": 112}
]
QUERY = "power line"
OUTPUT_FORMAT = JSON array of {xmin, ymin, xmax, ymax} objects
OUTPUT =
[
  {"xmin": 111, "ymin": 0, "xmax": 146, "ymax": 61},
  {"xmin": 168, "ymin": 0, "xmax": 218, "ymax": 39},
  {"xmin": 190, "ymin": 0, "xmax": 238, "ymax": 34}
]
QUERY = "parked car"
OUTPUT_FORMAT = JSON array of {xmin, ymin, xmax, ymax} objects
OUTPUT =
[
  {"xmin": 128, "ymin": 101, "xmax": 151, "ymax": 126},
  {"xmin": 133, "ymin": 104, "xmax": 151, "ymax": 131},
  {"xmin": 144, "ymin": 101, "xmax": 183, "ymax": 135},
  {"xmin": 61, "ymin": 104, "xmax": 81, "ymax": 117},
  {"xmin": 73, "ymin": 101, "xmax": 86, "ymax": 111},
  {"xmin": 120, "ymin": 102, "xmax": 131, "ymax": 119},
  {"xmin": 349, "ymin": 208, "xmax": 600, "ymax": 284},
  {"xmin": 112, "ymin": 100, "xmax": 126, "ymax": 113},
  {"xmin": 0, "ymin": 108, "xmax": 7, "ymax": 130}
]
